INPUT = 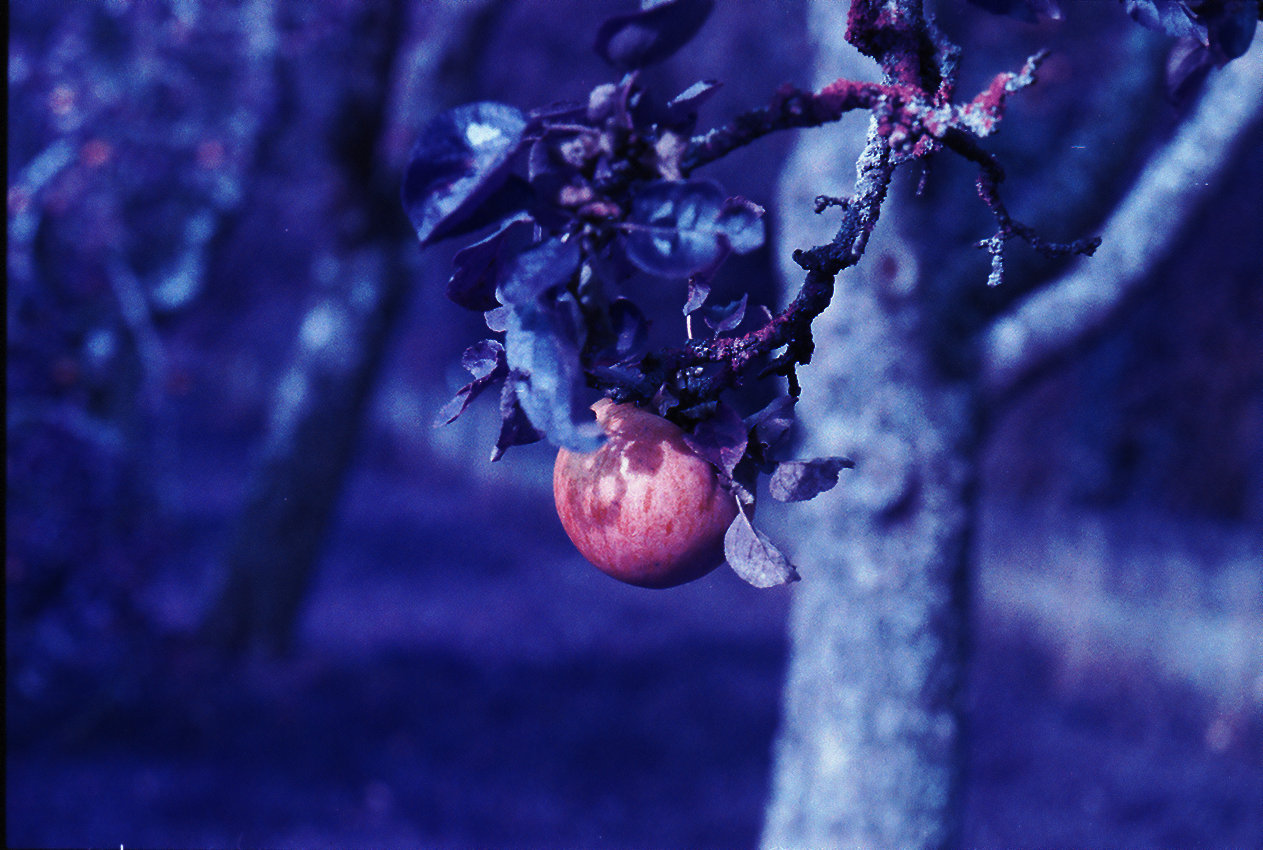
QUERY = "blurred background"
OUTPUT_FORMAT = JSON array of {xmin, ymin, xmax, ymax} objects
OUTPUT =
[{"xmin": 7, "ymin": 1, "xmax": 1261, "ymax": 847}]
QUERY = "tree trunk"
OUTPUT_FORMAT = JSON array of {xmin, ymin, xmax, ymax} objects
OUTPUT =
[
  {"xmin": 763, "ymin": 8, "xmax": 1263, "ymax": 846},
  {"xmin": 761, "ymin": 7, "xmax": 976, "ymax": 847},
  {"xmin": 203, "ymin": 247, "xmax": 406, "ymax": 654},
  {"xmin": 202, "ymin": 0, "xmax": 511, "ymax": 653}
]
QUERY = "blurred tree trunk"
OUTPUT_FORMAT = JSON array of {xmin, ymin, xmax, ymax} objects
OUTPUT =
[
  {"xmin": 762, "ymin": 3, "xmax": 1263, "ymax": 847},
  {"xmin": 203, "ymin": 247, "xmax": 405, "ymax": 653},
  {"xmin": 203, "ymin": 0, "xmax": 510, "ymax": 654}
]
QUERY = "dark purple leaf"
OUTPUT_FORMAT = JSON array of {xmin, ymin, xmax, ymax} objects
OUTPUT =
[
  {"xmin": 704, "ymin": 293, "xmax": 747, "ymax": 333},
  {"xmin": 1206, "ymin": 0, "xmax": 1258, "ymax": 60},
  {"xmin": 724, "ymin": 510, "xmax": 798, "ymax": 588},
  {"xmin": 624, "ymin": 180, "xmax": 765, "ymax": 278},
  {"xmin": 492, "ymin": 380, "xmax": 543, "ymax": 462},
  {"xmin": 652, "ymin": 385, "xmax": 681, "ymax": 418},
  {"xmin": 609, "ymin": 297, "xmax": 649, "ymax": 358},
  {"xmin": 769, "ymin": 457, "xmax": 855, "ymax": 503},
  {"xmin": 590, "ymin": 363, "xmax": 656, "ymax": 396},
  {"xmin": 402, "ymin": 102, "xmax": 527, "ymax": 246},
  {"xmin": 447, "ymin": 217, "xmax": 534, "ymax": 311},
  {"xmin": 436, "ymin": 390, "xmax": 474, "ymax": 428},
  {"xmin": 595, "ymin": 0, "xmax": 715, "ymax": 71},
  {"xmin": 1167, "ymin": 39, "xmax": 1217, "ymax": 102},
  {"xmin": 497, "ymin": 237, "xmax": 582, "ymax": 307},
  {"xmin": 730, "ymin": 455, "xmax": 759, "ymax": 508},
  {"xmin": 436, "ymin": 340, "xmax": 508, "ymax": 427},
  {"xmin": 683, "ymin": 402, "xmax": 748, "ymax": 478}
]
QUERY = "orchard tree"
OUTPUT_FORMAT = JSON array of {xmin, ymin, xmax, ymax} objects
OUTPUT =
[
  {"xmin": 401, "ymin": 0, "xmax": 1261, "ymax": 847},
  {"xmin": 765, "ymin": 2, "xmax": 1261, "ymax": 847}
]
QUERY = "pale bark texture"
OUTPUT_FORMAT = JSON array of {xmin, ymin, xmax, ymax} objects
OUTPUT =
[{"xmin": 761, "ymin": 8, "xmax": 974, "ymax": 847}]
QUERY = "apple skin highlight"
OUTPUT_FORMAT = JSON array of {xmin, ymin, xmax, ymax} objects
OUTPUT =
[{"xmin": 553, "ymin": 399, "xmax": 738, "ymax": 588}]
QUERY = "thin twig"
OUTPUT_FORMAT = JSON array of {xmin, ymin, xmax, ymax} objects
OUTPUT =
[{"xmin": 982, "ymin": 37, "xmax": 1263, "ymax": 397}]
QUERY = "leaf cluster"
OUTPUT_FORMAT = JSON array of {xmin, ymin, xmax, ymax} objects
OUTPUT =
[
  {"xmin": 403, "ymin": 0, "xmax": 1207, "ymax": 585},
  {"xmin": 404, "ymin": 0, "xmax": 771, "ymax": 460},
  {"xmin": 403, "ymin": 0, "xmax": 855, "ymax": 584}
]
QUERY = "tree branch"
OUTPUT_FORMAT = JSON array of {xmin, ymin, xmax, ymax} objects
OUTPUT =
[
  {"xmin": 682, "ymin": 79, "xmax": 899, "ymax": 174},
  {"xmin": 982, "ymin": 36, "xmax": 1263, "ymax": 398},
  {"xmin": 652, "ymin": 6, "xmax": 1058, "ymax": 411}
]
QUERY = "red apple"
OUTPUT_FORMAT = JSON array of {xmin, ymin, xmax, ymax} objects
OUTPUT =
[{"xmin": 553, "ymin": 399, "xmax": 738, "ymax": 588}]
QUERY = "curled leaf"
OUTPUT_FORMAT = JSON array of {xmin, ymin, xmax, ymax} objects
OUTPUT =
[
  {"xmin": 492, "ymin": 380, "xmax": 543, "ymax": 462},
  {"xmin": 667, "ymin": 79, "xmax": 722, "ymax": 125},
  {"xmin": 682, "ymin": 274, "xmax": 711, "ymax": 316},
  {"xmin": 746, "ymin": 396, "xmax": 796, "ymax": 456},
  {"xmin": 769, "ymin": 457, "xmax": 855, "ymax": 502},
  {"xmin": 402, "ymin": 102, "xmax": 527, "ymax": 246},
  {"xmin": 435, "ymin": 340, "xmax": 508, "ymax": 427},
  {"xmin": 703, "ymin": 293, "xmax": 748, "ymax": 333},
  {"xmin": 447, "ymin": 217, "xmax": 534, "ymax": 311},
  {"xmin": 1206, "ymin": 1, "xmax": 1258, "ymax": 61},
  {"xmin": 724, "ymin": 510, "xmax": 798, "ymax": 588},
  {"xmin": 684, "ymin": 402, "xmax": 748, "ymax": 479},
  {"xmin": 608, "ymin": 297, "xmax": 649, "ymax": 359}
]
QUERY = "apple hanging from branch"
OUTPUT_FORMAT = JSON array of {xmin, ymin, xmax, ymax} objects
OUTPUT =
[{"xmin": 553, "ymin": 399, "xmax": 738, "ymax": 588}]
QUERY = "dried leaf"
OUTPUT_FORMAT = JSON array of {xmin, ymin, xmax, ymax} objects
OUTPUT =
[
  {"xmin": 435, "ymin": 340, "xmax": 507, "ymax": 426},
  {"xmin": 769, "ymin": 457, "xmax": 855, "ymax": 502},
  {"xmin": 703, "ymin": 293, "xmax": 747, "ymax": 333},
  {"xmin": 724, "ymin": 510, "xmax": 798, "ymax": 588}
]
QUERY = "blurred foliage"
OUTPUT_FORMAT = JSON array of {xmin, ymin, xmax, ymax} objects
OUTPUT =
[{"xmin": 7, "ymin": 0, "xmax": 277, "ymax": 729}]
